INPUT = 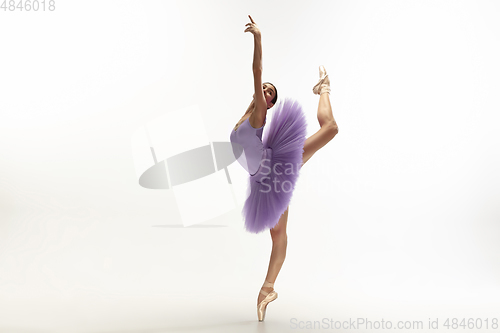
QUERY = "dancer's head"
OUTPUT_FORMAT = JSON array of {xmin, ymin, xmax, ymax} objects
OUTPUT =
[
  {"xmin": 253, "ymin": 82, "xmax": 278, "ymax": 109},
  {"xmin": 263, "ymin": 82, "xmax": 278, "ymax": 109}
]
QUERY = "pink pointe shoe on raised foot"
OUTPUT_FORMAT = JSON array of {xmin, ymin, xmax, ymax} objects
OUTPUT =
[
  {"xmin": 257, "ymin": 280, "xmax": 278, "ymax": 322},
  {"xmin": 312, "ymin": 65, "xmax": 331, "ymax": 95}
]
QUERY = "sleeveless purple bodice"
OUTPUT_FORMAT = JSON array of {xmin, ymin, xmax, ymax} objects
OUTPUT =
[{"xmin": 230, "ymin": 117, "xmax": 267, "ymax": 176}]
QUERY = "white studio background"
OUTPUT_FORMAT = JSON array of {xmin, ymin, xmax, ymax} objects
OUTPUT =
[{"xmin": 0, "ymin": 1, "xmax": 499, "ymax": 332}]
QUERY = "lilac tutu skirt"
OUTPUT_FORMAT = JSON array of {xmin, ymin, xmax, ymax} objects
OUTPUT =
[{"xmin": 242, "ymin": 97, "xmax": 307, "ymax": 234}]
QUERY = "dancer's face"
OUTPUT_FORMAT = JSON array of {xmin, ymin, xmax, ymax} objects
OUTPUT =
[
  {"xmin": 263, "ymin": 83, "xmax": 276, "ymax": 109},
  {"xmin": 253, "ymin": 83, "xmax": 276, "ymax": 109}
]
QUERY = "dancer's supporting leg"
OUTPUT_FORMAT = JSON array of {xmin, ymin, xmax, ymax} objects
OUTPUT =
[
  {"xmin": 257, "ymin": 70, "xmax": 339, "ymax": 305},
  {"xmin": 301, "ymin": 89, "xmax": 338, "ymax": 168},
  {"xmin": 257, "ymin": 205, "xmax": 289, "ymax": 305}
]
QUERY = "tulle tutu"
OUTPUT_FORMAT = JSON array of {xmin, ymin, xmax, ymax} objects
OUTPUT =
[{"xmin": 242, "ymin": 97, "xmax": 307, "ymax": 234}]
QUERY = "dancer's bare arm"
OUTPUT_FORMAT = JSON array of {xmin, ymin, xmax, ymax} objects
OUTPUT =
[{"xmin": 245, "ymin": 15, "xmax": 266, "ymax": 122}]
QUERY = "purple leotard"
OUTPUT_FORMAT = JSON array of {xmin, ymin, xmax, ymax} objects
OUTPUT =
[{"xmin": 230, "ymin": 116, "xmax": 267, "ymax": 176}]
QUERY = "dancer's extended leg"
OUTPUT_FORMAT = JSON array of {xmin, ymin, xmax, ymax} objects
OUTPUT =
[
  {"xmin": 257, "ymin": 205, "xmax": 289, "ymax": 305},
  {"xmin": 301, "ymin": 85, "xmax": 338, "ymax": 168}
]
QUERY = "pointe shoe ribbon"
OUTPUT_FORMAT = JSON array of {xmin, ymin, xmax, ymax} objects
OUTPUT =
[
  {"xmin": 257, "ymin": 280, "xmax": 278, "ymax": 322},
  {"xmin": 312, "ymin": 65, "xmax": 331, "ymax": 95}
]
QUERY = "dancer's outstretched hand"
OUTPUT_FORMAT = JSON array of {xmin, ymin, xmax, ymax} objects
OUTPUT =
[{"xmin": 244, "ymin": 15, "xmax": 261, "ymax": 37}]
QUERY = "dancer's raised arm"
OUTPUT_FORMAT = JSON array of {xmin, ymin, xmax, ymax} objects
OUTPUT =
[{"xmin": 245, "ymin": 15, "xmax": 266, "ymax": 121}]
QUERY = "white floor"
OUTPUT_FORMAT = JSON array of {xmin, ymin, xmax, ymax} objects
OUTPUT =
[
  {"xmin": 1, "ymin": 191, "xmax": 500, "ymax": 333},
  {"xmin": 1, "ymin": 285, "xmax": 500, "ymax": 332}
]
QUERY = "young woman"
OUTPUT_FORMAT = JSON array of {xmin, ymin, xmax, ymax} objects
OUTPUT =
[{"xmin": 229, "ymin": 15, "xmax": 339, "ymax": 322}]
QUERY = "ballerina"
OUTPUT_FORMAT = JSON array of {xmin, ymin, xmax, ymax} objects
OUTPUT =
[{"xmin": 229, "ymin": 15, "xmax": 339, "ymax": 322}]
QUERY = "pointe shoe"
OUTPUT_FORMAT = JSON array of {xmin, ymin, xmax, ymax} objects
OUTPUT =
[
  {"xmin": 257, "ymin": 280, "xmax": 278, "ymax": 322},
  {"xmin": 312, "ymin": 65, "xmax": 331, "ymax": 95}
]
